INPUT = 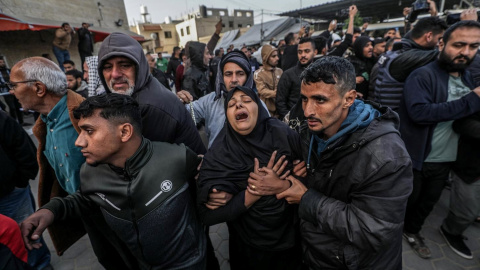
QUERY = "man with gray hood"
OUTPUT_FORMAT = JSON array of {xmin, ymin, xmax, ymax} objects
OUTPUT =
[{"xmin": 97, "ymin": 32, "xmax": 206, "ymax": 155}]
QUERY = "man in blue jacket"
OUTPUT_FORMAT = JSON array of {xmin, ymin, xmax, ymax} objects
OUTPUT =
[{"xmin": 399, "ymin": 20, "xmax": 480, "ymax": 259}]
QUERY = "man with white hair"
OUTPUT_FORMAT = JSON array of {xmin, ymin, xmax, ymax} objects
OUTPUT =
[{"xmin": 9, "ymin": 57, "xmax": 137, "ymax": 269}]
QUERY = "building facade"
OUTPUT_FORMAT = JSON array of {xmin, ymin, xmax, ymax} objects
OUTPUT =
[
  {"xmin": 0, "ymin": 0, "xmax": 132, "ymax": 67},
  {"xmin": 176, "ymin": 5, "xmax": 253, "ymax": 48}
]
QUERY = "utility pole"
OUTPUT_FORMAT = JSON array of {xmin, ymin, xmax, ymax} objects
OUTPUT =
[{"xmin": 261, "ymin": 9, "xmax": 264, "ymax": 44}]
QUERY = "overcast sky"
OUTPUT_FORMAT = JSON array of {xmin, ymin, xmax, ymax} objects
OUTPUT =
[{"xmin": 123, "ymin": 0, "xmax": 330, "ymax": 25}]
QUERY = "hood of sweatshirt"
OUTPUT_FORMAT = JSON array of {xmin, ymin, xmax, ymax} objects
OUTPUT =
[{"xmin": 97, "ymin": 32, "xmax": 151, "ymax": 94}]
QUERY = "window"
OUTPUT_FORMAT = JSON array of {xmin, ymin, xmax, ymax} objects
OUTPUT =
[
  {"xmin": 247, "ymin": 24, "xmax": 251, "ymax": 28},
  {"xmin": 222, "ymin": 24, "xmax": 226, "ymax": 28},
  {"xmin": 164, "ymin": 31, "xmax": 172, "ymax": 38},
  {"xmin": 219, "ymin": 11, "xmax": 225, "ymax": 16},
  {"xmin": 238, "ymin": 24, "xmax": 242, "ymax": 28},
  {"xmin": 180, "ymin": 28, "xmax": 184, "ymax": 36},
  {"xmin": 186, "ymin": 26, "xmax": 190, "ymax": 35},
  {"xmin": 207, "ymin": 10, "xmax": 213, "ymax": 16},
  {"xmin": 246, "ymin": 12, "xmax": 252, "ymax": 17},
  {"xmin": 229, "ymin": 21, "xmax": 234, "ymax": 28},
  {"xmin": 236, "ymin": 11, "xmax": 242, "ymax": 17}
]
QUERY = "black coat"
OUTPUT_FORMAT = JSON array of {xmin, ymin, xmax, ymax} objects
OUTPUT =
[
  {"xmin": 276, "ymin": 62, "xmax": 305, "ymax": 119},
  {"xmin": 98, "ymin": 32, "xmax": 206, "ymax": 155},
  {"xmin": 0, "ymin": 111, "xmax": 38, "ymax": 198},
  {"xmin": 298, "ymin": 104, "xmax": 413, "ymax": 270},
  {"xmin": 77, "ymin": 27, "xmax": 94, "ymax": 53},
  {"xmin": 452, "ymin": 112, "xmax": 480, "ymax": 183},
  {"xmin": 183, "ymin": 42, "xmax": 210, "ymax": 100}
]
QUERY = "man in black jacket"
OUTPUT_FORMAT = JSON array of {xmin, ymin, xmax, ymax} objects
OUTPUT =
[
  {"xmin": 77, "ymin": 23, "xmax": 94, "ymax": 70},
  {"xmin": 0, "ymin": 110, "xmax": 52, "ymax": 269},
  {"xmin": 372, "ymin": 17, "xmax": 447, "ymax": 110},
  {"xmin": 182, "ymin": 41, "xmax": 212, "ymax": 100},
  {"xmin": 276, "ymin": 37, "xmax": 317, "ymax": 119},
  {"xmin": 399, "ymin": 21, "xmax": 480, "ymax": 260},
  {"xmin": 252, "ymin": 56, "xmax": 413, "ymax": 269},
  {"xmin": 97, "ymin": 32, "xmax": 206, "ymax": 155},
  {"xmin": 21, "ymin": 94, "xmax": 206, "ymax": 269}
]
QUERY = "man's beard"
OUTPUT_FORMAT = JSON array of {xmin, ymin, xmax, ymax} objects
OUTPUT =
[
  {"xmin": 299, "ymin": 57, "xmax": 313, "ymax": 67},
  {"xmin": 108, "ymin": 77, "xmax": 135, "ymax": 96},
  {"xmin": 438, "ymin": 50, "xmax": 474, "ymax": 73},
  {"xmin": 70, "ymin": 81, "xmax": 79, "ymax": 91}
]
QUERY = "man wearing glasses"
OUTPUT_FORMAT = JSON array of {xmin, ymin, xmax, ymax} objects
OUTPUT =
[{"xmin": 8, "ymin": 57, "xmax": 135, "ymax": 269}]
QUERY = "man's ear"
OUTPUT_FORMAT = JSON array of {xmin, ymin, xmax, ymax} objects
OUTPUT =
[
  {"xmin": 119, "ymin": 123, "xmax": 134, "ymax": 142},
  {"xmin": 343, "ymin": 89, "xmax": 357, "ymax": 108},
  {"xmin": 425, "ymin": 31, "xmax": 433, "ymax": 44},
  {"xmin": 34, "ymin": 82, "xmax": 47, "ymax": 97},
  {"xmin": 438, "ymin": 38, "xmax": 445, "ymax": 52}
]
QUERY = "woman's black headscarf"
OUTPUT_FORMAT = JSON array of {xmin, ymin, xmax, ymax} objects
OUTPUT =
[{"xmin": 197, "ymin": 85, "xmax": 302, "ymax": 249}]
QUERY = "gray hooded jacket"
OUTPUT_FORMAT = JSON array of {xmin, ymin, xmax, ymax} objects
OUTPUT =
[{"xmin": 98, "ymin": 32, "xmax": 206, "ymax": 154}]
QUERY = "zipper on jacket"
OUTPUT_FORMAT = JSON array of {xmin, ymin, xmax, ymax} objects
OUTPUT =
[{"xmin": 125, "ymin": 172, "xmax": 145, "ymax": 259}]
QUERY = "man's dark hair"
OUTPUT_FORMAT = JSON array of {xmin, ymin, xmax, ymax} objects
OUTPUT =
[
  {"xmin": 65, "ymin": 69, "xmax": 83, "ymax": 80},
  {"xmin": 215, "ymin": 49, "xmax": 221, "ymax": 56},
  {"xmin": 385, "ymin": 38, "xmax": 396, "ymax": 50},
  {"xmin": 0, "ymin": 56, "xmax": 4, "ymax": 61},
  {"xmin": 410, "ymin": 17, "xmax": 448, "ymax": 40},
  {"xmin": 353, "ymin": 27, "xmax": 362, "ymax": 34},
  {"xmin": 442, "ymin": 20, "xmax": 480, "ymax": 45},
  {"xmin": 300, "ymin": 56, "xmax": 356, "ymax": 95},
  {"xmin": 73, "ymin": 93, "xmax": 143, "ymax": 135},
  {"xmin": 63, "ymin": 60, "xmax": 75, "ymax": 66},
  {"xmin": 285, "ymin": 32, "xmax": 295, "ymax": 45},
  {"xmin": 61, "ymin": 22, "xmax": 69, "ymax": 28},
  {"xmin": 299, "ymin": 37, "xmax": 316, "ymax": 50},
  {"xmin": 173, "ymin": 46, "xmax": 180, "ymax": 53},
  {"xmin": 157, "ymin": 52, "xmax": 162, "ymax": 56},
  {"xmin": 313, "ymin": 36, "xmax": 327, "ymax": 54}
]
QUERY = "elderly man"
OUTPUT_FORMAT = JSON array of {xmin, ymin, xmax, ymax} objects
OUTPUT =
[
  {"xmin": 248, "ymin": 56, "xmax": 413, "ymax": 269},
  {"xmin": 97, "ymin": 32, "xmax": 205, "ymax": 155},
  {"xmin": 21, "ymin": 94, "xmax": 206, "ymax": 269},
  {"xmin": 8, "ymin": 57, "xmax": 138, "ymax": 269}
]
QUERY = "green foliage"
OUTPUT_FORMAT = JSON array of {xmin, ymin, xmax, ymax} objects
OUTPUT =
[{"xmin": 343, "ymin": 13, "xmax": 364, "ymax": 29}]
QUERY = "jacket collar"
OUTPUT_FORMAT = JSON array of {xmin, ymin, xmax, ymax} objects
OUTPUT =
[{"xmin": 124, "ymin": 138, "xmax": 153, "ymax": 177}]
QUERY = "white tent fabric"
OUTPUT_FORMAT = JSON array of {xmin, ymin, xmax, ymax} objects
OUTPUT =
[
  {"xmin": 214, "ymin": 29, "xmax": 240, "ymax": 50},
  {"xmin": 228, "ymin": 17, "xmax": 295, "ymax": 48}
]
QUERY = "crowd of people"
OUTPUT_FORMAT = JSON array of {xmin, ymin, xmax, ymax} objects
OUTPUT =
[{"xmin": 1, "ymin": 1, "xmax": 480, "ymax": 269}]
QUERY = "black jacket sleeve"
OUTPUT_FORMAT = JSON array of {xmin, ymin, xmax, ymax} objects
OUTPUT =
[
  {"xmin": 453, "ymin": 112, "xmax": 480, "ymax": 140},
  {"xmin": 41, "ymin": 192, "xmax": 96, "ymax": 221},
  {"xmin": 276, "ymin": 71, "xmax": 292, "ymax": 119},
  {"xmin": 0, "ymin": 112, "xmax": 38, "ymax": 197},
  {"xmin": 197, "ymin": 190, "xmax": 248, "ymax": 226},
  {"xmin": 389, "ymin": 49, "xmax": 438, "ymax": 82},
  {"xmin": 327, "ymin": 33, "xmax": 352, "ymax": 57},
  {"xmin": 299, "ymin": 157, "xmax": 412, "ymax": 252}
]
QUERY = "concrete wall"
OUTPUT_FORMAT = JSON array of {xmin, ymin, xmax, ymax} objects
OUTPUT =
[
  {"xmin": 0, "ymin": 0, "xmax": 129, "ymax": 29},
  {"xmin": 0, "ymin": 29, "xmax": 101, "ymax": 69},
  {"xmin": 0, "ymin": 0, "xmax": 129, "ymax": 68}
]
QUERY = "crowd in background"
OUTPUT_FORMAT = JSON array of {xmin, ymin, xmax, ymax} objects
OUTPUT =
[{"xmin": 1, "ymin": 1, "xmax": 480, "ymax": 269}]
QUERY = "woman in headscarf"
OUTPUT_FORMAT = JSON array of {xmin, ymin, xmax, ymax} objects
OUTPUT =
[
  {"xmin": 83, "ymin": 56, "xmax": 105, "ymax": 97},
  {"xmin": 197, "ymin": 85, "xmax": 303, "ymax": 270}
]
